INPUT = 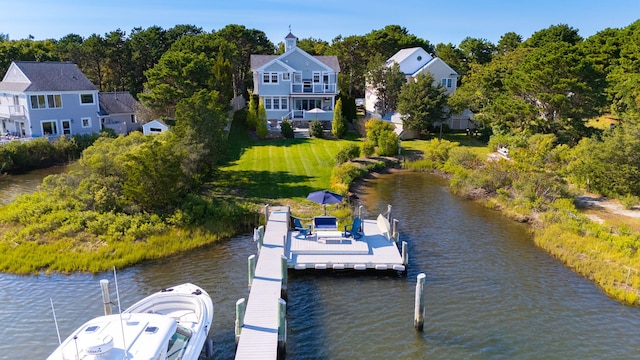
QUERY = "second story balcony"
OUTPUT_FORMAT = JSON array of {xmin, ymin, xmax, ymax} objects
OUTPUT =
[
  {"xmin": 0, "ymin": 105, "xmax": 26, "ymax": 120},
  {"xmin": 291, "ymin": 81, "xmax": 337, "ymax": 94}
]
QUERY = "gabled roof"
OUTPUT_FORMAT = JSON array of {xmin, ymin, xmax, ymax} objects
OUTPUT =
[
  {"xmin": 250, "ymin": 48, "xmax": 340, "ymax": 72},
  {"xmin": 0, "ymin": 61, "xmax": 97, "ymax": 92},
  {"xmin": 415, "ymin": 57, "xmax": 459, "ymax": 78},
  {"xmin": 98, "ymin": 92, "xmax": 138, "ymax": 116},
  {"xmin": 386, "ymin": 47, "xmax": 434, "ymax": 76}
]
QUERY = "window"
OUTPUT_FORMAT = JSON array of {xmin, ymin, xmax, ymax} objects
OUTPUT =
[
  {"xmin": 131, "ymin": 114, "xmax": 137, "ymax": 123},
  {"xmin": 81, "ymin": 117, "xmax": 91, "ymax": 128},
  {"xmin": 293, "ymin": 72, "xmax": 302, "ymax": 83},
  {"xmin": 41, "ymin": 120, "xmax": 58, "ymax": 135},
  {"xmin": 441, "ymin": 78, "xmax": 453, "ymax": 88},
  {"xmin": 313, "ymin": 72, "xmax": 321, "ymax": 83},
  {"xmin": 80, "ymin": 93, "xmax": 95, "ymax": 104},
  {"xmin": 262, "ymin": 72, "xmax": 279, "ymax": 84},
  {"xmin": 282, "ymin": 72, "xmax": 290, "ymax": 81},
  {"xmin": 30, "ymin": 95, "xmax": 46, "ymax": 109},
  {"xmin": 262, "ymin": 96, "xmax": 288, "ymax": 110},
  {"xmin": 47, "ymin": 94, "xmax": 62, "ymax": 108}
]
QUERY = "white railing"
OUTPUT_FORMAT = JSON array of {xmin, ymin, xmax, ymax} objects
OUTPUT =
[
  {"xmin": 291, "ymin": 83, "xmax": 337, "ymax": 94},
  {"xmin": 0, "ymin": 105, "xmax": 26, "ymax": 119}
]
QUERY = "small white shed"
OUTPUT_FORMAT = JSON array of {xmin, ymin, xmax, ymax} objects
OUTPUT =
[{"xmin": 142, "ymin": 119, "xmax": 169, "ymax": 135}]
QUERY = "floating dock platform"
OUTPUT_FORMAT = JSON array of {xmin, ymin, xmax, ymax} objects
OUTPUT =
[{"xmin": 235, "ymin": 205, "xmax": 407, "ymax": 359}]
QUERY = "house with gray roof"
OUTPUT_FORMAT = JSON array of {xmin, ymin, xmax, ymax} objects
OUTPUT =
[
  {"xmin": 250, "ymin": 32, "xmax": 340, "ymax": 127},
  {"xmin": 99, "ymin": 91, "xmax": 140, "ymax": 135},
  {"xmin": 365, "ymin": 47, "xmax": 474, "ymax": 137},
  {"xmin": 0, "ymin": 61, "xmax": 103, "ymax": 138}
]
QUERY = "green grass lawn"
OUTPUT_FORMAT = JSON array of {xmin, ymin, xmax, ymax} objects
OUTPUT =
[
  {"xmin": 400, "ymin": 132, "xmax": 490, "ymax": 158},
  {"xmin": 218, "ymin": 135, "xmax": 360, "ymax": 201}
]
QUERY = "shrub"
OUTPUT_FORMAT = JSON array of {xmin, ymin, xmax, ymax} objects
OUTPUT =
[
  {"xmin": 335, "ymin": 143, "xmax": 360, "ymax": 164},
  {"xmin": 281, "ymin": 119, "xmax": 294, "ymax": 139},
  {"xmin": 365, "ymin": 118, "xmax": 395, "ymax": 143},
  {"xmin": 310, "ymin": 120, "xmax": 323, "ymax": 138},
  {"xmin": 377, "ymin": 130, "xmax": 399, "ymax": 156},
  {"xmin": 621, "ymin": 194, "xmax": 639, "ymax": 210},
  {"xmin": 362, "ymin": 140, "xmax": 376, "ymax": 157}
]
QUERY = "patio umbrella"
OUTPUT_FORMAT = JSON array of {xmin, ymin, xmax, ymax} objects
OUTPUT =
[
  {"xmin": 306, "ymin": 189, "xmax": 344, "ymax": 215},
  {"xmin": 307, "ymin": 107, "xmax": 324, "ymax": 120}
]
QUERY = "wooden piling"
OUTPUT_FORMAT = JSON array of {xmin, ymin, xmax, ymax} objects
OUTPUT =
[
  {"xmin": 99, "ymin": 279, "xmax": 112, "ymax": 316},
  {"xmin": 414, "ymin": 273, "xmax": 426, "ymax": 331},
  {"xmin": 278, "ymin": 298, "xmax": 287, "ymax": 356},
  {"xmin": 235, "ymin": 298, "xmax": 246, "ymax": 344},
  {"xmin": 265, "ymin": 204, "xmax": 270, "ymax": 222},
  {"xmin": 402, "ymin": 241, "xmax": 408, "ymax": 266},
  {"xmin": 387, "ymin": 204, "xmax": 392, "ymax": 222},
  {"xmin": 248, "ymin": 255, "xmax": 256, "ymax": 290},
  {"xmin": 392, "ymin": 219, "xmax": 399, "ymax": 242}
]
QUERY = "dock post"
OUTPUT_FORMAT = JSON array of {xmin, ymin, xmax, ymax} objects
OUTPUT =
[
  {"xmin": 248, "ymin": 255, "xmax": 256, "ymax": 290},
  {"xmin": 392, "ymin": 219, "xmax": 399, "ymax": 242},
  {"xmin": 278, "ymin": 298, "xmax": 287, "ymax": 356},
  {"xmin": 100, "ymin": 279, "xmax": 112, "ymax": 315},
  {"xmin": 265, "ymin": 204, "xmax": 270, "ymax": 222},
  {"xmin": 255, "ymin": 225, "xmax": 265, "ymax": 250},
  {"xmin": 387, "ymin": 204, "xmax": 392, "ymax": 222},
  {"xmin": 235, "ymin": 298, "xmax": 246, "ymax": 344},
  {"xmin": 414, "ymin": 273, "xmax": 426, "ymax": 331},
  {"xmin": 358, "ymin": 205, "xmax": 363, "ymax": 219},
  {"xmin": 281, "ymin": 255, "xmax": 288, "ymax": 301},
  {"xmin": 402, "ymin": 241, "xmax": 408, "ymax": 266}
]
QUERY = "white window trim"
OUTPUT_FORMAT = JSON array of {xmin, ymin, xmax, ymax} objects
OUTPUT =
[
  {"xmin": 313, "ymin": 72, "xmax": 321, "ymax": 83},
  {"xmin": 41, "ymin": 119, "xmax": 59, "ymax": 136},
  {"xmin": 262, "ymin": 72, "xmax": 279, "ymax": 84},
  {"xmin": 282, "ymin": 72, "xmax": 290, "ymax": 81},
  {"xmin": 263, "ymin": 96, "xmax": 288, "ymax": 110},
  {"xmin": 79, "ymin": 93, "xmax": 96, "ymax": 105},
  {"xmin": 30, "ymin": 95, "xmax": 46, "ymax": 110},
  {"xmin": 81, "ymin": 117, "xmax": 92, "ymax": 128},
  {"xmin": 47, "ymin": 94, "xmax": 62, "ymax": 108}
]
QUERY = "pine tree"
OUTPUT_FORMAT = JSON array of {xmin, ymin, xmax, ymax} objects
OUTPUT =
[
  {"xmin": 247, "ymin": 92, "xmax": 257, "ymax": 130},
  {"xmin": 332, "ymin": 98, "xmax": 347, "ymax": 138},
  {"xmin": 256, "ymin": 98, "xmax": 268, "ymax": 138}
]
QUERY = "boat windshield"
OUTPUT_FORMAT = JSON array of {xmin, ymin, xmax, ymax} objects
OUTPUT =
[{"xmin": 166, "ymin": 325, "xmax": 192, "ymax": 360}]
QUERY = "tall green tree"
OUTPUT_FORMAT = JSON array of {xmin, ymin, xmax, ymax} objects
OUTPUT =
[
  {"xmin": 435, "ymin": 42, "xmax": 467, "ymax": 77},
  {"xmin": 397, "ymin": 72, "xmax": 449, "ymax": 133},
  {"xmin": 256, "ymin": 98, "xmax": 268, "ymax": 138},
  {"xmin": 330, "ymin": 34, "xmax": 368, "ymax": 96},
  {"xmin": 459, "ymin": 37, "xmax": 496, "ymax": 65},
  {"xmin": 332, "ymin": 98, "xmax": 347, "ymax": 138},
  {"xmin": 365, "ymin": 56, "xmax": 405, "ymax": 116},
  {"xmin": 140, "ymin": 51, "xmax": 214, "ymax": 117},
  {"xmin": 213, "ymin": 25, "xmax": 275, "ymax": 97},
  {"xmin": 496, "ymin": 32, "xmax": 523, "ymax": 55},
  {"xmin": 174, "ymin": 90, "xmax": 229, "ymax": 174},
  {"xmin": 523, "ymin": 24, "xmax": 582, "ymax": 47}
]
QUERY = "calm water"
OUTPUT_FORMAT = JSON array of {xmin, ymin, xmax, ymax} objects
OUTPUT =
[{"xmin": 2, "ymin": 171, "xmax": 640, "ymax": 359}]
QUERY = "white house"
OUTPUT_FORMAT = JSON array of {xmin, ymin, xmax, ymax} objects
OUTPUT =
[
  {"xmin": 250, "ymin": 32, "xmax": 340, "ymax": 127},
  {"xmin": 365, "ymin": 47, "xmax": 474, "ymax": 137},
  {"xmin": 142, "ymin": 119, "xmax": 168, "ymax": 135},
  {"xmin": 0, "ymin": 61, "xmax": 102, "ymax": 138}
]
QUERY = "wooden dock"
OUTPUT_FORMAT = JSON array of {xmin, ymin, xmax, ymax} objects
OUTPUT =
[
  {"xmin": 235, "ymin": 206, "xmax": 406, "ymax": 359},
  {"xmin": 235, "ymin": 209, "xmax": 288, "ymax": 360}
]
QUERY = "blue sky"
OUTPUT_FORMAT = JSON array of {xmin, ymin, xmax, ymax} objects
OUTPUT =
[{"xmin": 3, "ymin": 0, "xmax": 640, "ymax": 46}]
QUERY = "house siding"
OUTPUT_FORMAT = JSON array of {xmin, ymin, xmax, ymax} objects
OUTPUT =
[{"xmin": 26, "ymin": 91, "xmax": 100, "ymax": 137}]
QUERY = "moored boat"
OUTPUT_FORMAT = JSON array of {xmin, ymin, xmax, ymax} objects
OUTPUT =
[{"xmin": 47, "ymin": 283, "xmax": 214, "ymax": 360}]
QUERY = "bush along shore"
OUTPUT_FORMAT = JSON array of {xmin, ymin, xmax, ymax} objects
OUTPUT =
[{"xmin": 400, "ymin": 136, "xmax": 640, "ymax": 306}]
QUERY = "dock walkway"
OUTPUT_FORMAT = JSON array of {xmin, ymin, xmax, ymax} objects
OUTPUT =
[{"xmin": 235, "ymin": 209, "xmax": 288, "ymax": 360}]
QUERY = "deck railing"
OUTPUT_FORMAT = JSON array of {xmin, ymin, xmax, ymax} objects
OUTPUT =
[
  {"xmin": 0, "ymin": 105, "xmax": 26, "ymax": 119},
  {"xmin": 291, "ymin": 83, "xmax": 337, "ymax": 94}
]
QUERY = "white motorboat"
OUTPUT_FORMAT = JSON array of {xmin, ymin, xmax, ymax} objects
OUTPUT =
[{"xmin": 48, "ymin": 283, "xmax": 214, "ymax": 360}]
